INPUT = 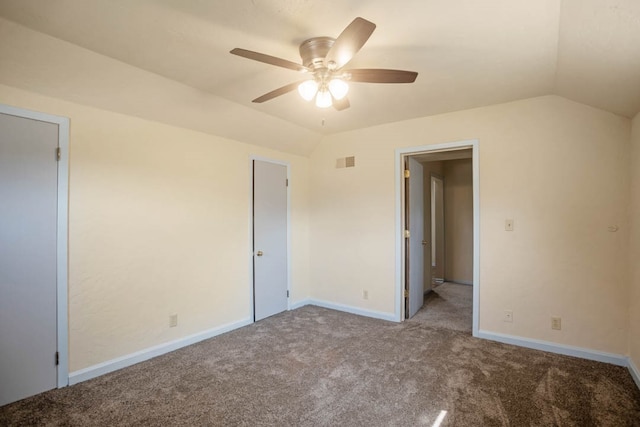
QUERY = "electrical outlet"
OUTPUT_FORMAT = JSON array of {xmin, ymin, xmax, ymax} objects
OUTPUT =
[
  {"xmin": 505, "ymin": 219, "xmax": 514, "ymax": 231},
  {"xmin": 169, "ymin": 314, "xmax": 178, "ymax": 328},
  {"xmin": 363, "ymin": 290, "xmax": 369, "ymax": 300},
  {"xmin": 503, "ymin": 310, "xmax": 513, "ymax": 322},
  {"xmin": 551, "ymin": 316, "xmax": 561, "ymax": 330}
]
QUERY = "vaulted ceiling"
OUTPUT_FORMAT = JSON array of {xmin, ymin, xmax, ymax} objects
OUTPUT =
[{"xmin": 1, "ymin": 0, "xmax": 639, "ymax": 152}]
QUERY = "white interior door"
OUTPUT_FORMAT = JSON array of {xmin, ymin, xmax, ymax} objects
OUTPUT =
[
  {"xmin": 253, "ymin": 160, "xmax": 288, "ymax": 321},
  {"xmin": 407, "ymin": 158, "xmax": 425, "ymax": 318},
  {"xmin": 0, "ymin": 112, "xmax": 59, "ymax": 405},
  {"xmin": 431, "ymin": 175, "xmax": 445, "ymax": 281}
]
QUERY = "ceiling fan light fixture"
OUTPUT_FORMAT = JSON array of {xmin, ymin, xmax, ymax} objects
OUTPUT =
[
  {"xmin": 328, "ymin": 78, "xmax": 349, "ymax": 100},
  {"xmin": 232, "ymin": 17, "xmax": 417, "ymax": 110},
  {"xmin": 315, "ymin": 89, "xmax": 332, "ymax": 108},
  {"xmin": 298, "ymin": 80, "xmax": 318, "ymax": 101}
]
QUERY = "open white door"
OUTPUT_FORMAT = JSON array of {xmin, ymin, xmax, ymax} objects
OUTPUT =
[
  {"xmin": 0, "ymin": 112, "xmax": 61, "ymax": 405},
  {"xmin": 407, "ymin": 157, "xmax": 425, "ymax": 318},
  {"xmin": 253, "ymin": 160, "xmax": 288, "ymax": 321}
]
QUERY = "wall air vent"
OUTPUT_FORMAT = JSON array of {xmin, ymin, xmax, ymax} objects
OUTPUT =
[{"xmin": 336, "ymin": 156, "xmax": 356, "ymax": 168}]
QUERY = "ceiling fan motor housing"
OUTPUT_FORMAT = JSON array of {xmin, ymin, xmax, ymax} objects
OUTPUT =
[{"xmin": 299, "ymin": 37, "xmax": 335, "ymax": 69}]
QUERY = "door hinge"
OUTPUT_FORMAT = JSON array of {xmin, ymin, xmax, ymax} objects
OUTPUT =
[
  {"xmin": 286, "ymin": 179, "xmax": 289, "ymax": 187},
  {"xmin": 404, "ymin": 169, "xmax": 410, "ymax": 178},
  {"xmin": 404, "ymin": 289, "xmax": 409, "ymax": 298},
  {"xmin": 55, "ymin": 351, "xmax": 59, "ymax": 366},
  {"xmin": 286, "ymin": 290, "xmax": 289, "ymax": 298},
  {"xmin": 404, "ymin": 229, "xmax": 410, "ymax": 238},
  {"xmin": 56, "ymin": 147, "xmax": 61, "ymax": 161}
]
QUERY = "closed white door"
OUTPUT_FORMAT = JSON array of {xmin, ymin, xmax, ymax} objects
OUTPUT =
[
  {"xmin": 253, "ymin": 160, "xmax": 288, "ymax": 321},
  {"xmin": 0, "ymin": 112, "xmax": 59, "ymax": 405},
  {"xmin": 407, "ymin": 158, "xmax": 425, "ymax": 318}
]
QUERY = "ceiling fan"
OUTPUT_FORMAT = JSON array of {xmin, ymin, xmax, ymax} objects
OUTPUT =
[{"xmin": 230, "ymin": 17, "xmax": 418, "ymax": 110}]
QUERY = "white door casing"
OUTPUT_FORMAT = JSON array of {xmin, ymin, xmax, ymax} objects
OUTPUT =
[
  {"xmin": 431, "ymin": 175, "xmax": 445, "ymax": 281},
  {"xmin": 407, "ymin": 158, "xmax": 425, "ymax": 318},
  {"xmin": 252, "ymin": 160, "xmax": 288, "ymax": 321},
  {"xmin": 395, "ymin": 140, "xmax": 479, "ymax": 336},
  {"xmin": 0, "ymin": 105, "xmax": 69, "ymax": 405}
]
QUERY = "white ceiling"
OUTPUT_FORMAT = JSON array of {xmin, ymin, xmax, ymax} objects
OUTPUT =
[{"xmin": 0, "ymin": 0, "xmax": 639, "ymax": 139}]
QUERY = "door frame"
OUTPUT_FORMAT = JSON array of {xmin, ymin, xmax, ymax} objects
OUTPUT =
[
  {"xmin": 0, "ymin": 103, "xmax": 69, "ymax": 387},
  {"xmin": 430, "ymin": 173, "xmax": 445, "ymax": 282},
  {"xmin": 248, "ymin": 155, "xmax": 291, "ymax": 322},
  {"xmin": 395, "ymin": 139, "xmax": 480, "ymax": 336}
]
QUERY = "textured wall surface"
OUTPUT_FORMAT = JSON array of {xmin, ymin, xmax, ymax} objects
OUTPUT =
[
  {"xmin": 629, "ymin": 113, "xmax": 640, "ymax": 370},
  {"xmin": 443, "ymin": 159, "xmax": 473, "ymax": 284},
  {"xmin": 0, "ymin": 84, "xmax": 310, "ymax": 371},
  {"xmin": 0, "ymin": 84, "xmax": 635, "ymax": 373},
  {"xmin": 310, "ymin": 95, "xmax": 631, "ymax": 354}
]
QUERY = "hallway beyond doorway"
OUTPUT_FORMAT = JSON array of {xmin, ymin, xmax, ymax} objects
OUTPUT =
[{"xmin": 408, "ymin": 282, "xmax": 472, "ymax": 333}]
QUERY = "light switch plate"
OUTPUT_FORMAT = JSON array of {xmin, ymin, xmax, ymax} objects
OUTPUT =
[{"xmin": 505, "ymin": 219, "xmax": 514, "ymax": 231}]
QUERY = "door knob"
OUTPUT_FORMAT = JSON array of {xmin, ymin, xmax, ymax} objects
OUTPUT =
[
  {"xmin": 421, "ymin": 240, "xmax": 427, "ymax": 245},
  {"xmin": 256, "ymin": 251, "xmax": 263, "ymax": 256}
]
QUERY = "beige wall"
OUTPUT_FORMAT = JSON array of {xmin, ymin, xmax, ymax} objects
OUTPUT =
[
  {"xmin": 309, "ymin": 95, "xmax": 630, "ymax": 354},
  {"xmin": 2, "ymin": 83, "xmax": 633, "ymax": 370},
  {"xmin": 1, "ymin": 26, "xmax": 637, "ymax": 373},
  {"xmin": 0, "ymin": 17, "xmax": 320, "ymax": 156},
  {"xmin": 630, "ymin": 113, "xmax": 640, "ymax": 370},
  {"xmin": 443, "ymin": 159, "xmax": 473, "ymax": 284},
  {"xmin": 0, "ymin": 84, "xmax": 310, "ymax": 372}
]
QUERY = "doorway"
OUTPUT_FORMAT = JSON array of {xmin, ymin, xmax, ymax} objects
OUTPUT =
[
  {"xmin": 0, "ymin": 104, "xmax": 69, "ymax": 405},
  {"xmin": 396, "ymin": 140, "xmax": 479, "ymax": 335},
  {"xmin": 251, "ymin": 158, "xmax": 290, "ymax": 322}
]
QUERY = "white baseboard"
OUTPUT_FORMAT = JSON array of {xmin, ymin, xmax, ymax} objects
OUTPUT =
[
  {"xmin": 298, "ymin": 298, "xmax": 397, "ymax": 322},
  {"xmin": 628, "ymin": 358, "xmax": 640, "ymax": 391},
  {"xmin": 289, "ymin": 299, "xmax": 312, "ymax": 310},
  {"xmin": 447, "ymin": 280, "xmax": 473, "ymax": 286},
  {"xmin": 68, "ymin": 317, "xmax": 253, "ymax": 385},
  {"xmin": 68, "ymin": 300, "xmax": 393, "ymax": 386},
  {"xmin": 477, "ymin": 330, "xmax": 627, "ymax": 366},
  {"xmin": 66, "ymin": 307, "xmax": 640, "ymax": 393}
]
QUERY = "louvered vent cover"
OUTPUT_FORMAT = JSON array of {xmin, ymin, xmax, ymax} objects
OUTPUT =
[{"xmin": 336, "ymin": 156, "xmax": 356, "ymax": 168}]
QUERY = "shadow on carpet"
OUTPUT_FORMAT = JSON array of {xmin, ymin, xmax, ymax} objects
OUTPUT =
[{"xmin": 2, "ymin": 306, "xmax": 639, "ymax": 426}]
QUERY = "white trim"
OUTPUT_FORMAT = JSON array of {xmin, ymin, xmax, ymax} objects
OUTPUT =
[
  {"xmin": 477, "ymin": 330, "xmax": 627, "ymax": 366},
  {"xmin": 248, "ymin": 156, "xmax": 292, "ymax": 322},
  {"xmin": 270, "ymin": 298, "xmax": 640, "ymax": 392},
  {"xmin": 394, "ymin": 150, "xmax": 404, "ymax": 322},
  {"xmin": 0, "ymin": 103, "xmax": 70, "ymax": 388},
  {"xmin": 395, "ymin": 139, "xmax": 480, "ymax": 335},
  {"xmin": 471, "ymin": 142, "xmax": 480, "ymax": 336},
  {"xmin": 445, "ymin": 280, "xmax": 473, "ymax": 286},
  {"xmin": 304, "ymin": 299, "xmax": 397, "ymax": 322},
  {"xmin": 247, "ymin": 159, "xmax": 254, "ymax": 320},
  {"xmin": 289, "ymin": 299, "xmax": 312, "ymax": 310},
  {"xmin": 69, "ymin": 317, "xmax": 252, "ymax": 385},
  {"xmin": 628, "ymin": 358, "xmax": 640, "ymax": 391}
]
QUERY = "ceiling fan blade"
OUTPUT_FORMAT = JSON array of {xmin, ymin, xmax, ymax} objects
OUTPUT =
[
  {"xmin": 332, "ymin": 96, "xmax": 350, "ymax": 111},
  {"xmin": 230, "ymin": 48, "xmax": 310, "ymax": 73},
  {"xmin": 252, "ymin": 81, "xmax": 303, "ymax": 103},
  {"xmin": 324, "ymin": 17, "xmax": 376, "ymax": 70},
  {"xmin": 347, "ymin": 69, "xmax": 418, "ymax": 83}
]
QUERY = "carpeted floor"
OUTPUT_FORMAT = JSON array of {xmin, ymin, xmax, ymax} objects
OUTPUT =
[
  {"xmin": 409, "ymin": 282, "xmax": 473, "ymax": 332},
  {"xmin": 2, "ymin": 305, "xmax": 640, "ymax": 426}
]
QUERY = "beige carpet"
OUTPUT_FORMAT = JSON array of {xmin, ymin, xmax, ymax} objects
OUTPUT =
[
  {"xmin": 409, "ymin": 282, "xmax": 473, "ymax": 332},
  {"xmin": 1, "ymin": 305, "xmax": 639, "ymax": 426}
]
